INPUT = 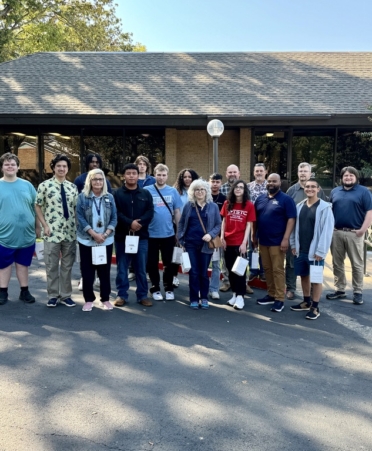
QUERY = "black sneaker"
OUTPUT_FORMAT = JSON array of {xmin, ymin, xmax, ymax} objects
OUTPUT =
[
  {"xmin": 0, "ymin": 291, "xmax": 8, "ymax": 305},
  {"xmin": 248, "ymin": 273, "xmax": 258, "ymax": 282},
  {"xmin": 326, "ymin": 291, "xmax": 346, "ymax": 300},
  {"xmin": 306, "ymin": 307, "xmax": 320, "ymax": 320},
  {"xmin": 19, "ymin": 290, "xmax": 35, "ymax": 304},
  {"xmin": 60, "ymin": 297, "xmax": 76, "ymax": 308},
  {"xmin": 259, "ymin": 274, "xmax": 266, "ymax": 282},
  {"xmin": 290, "ymin": 301, "xmax": 311, "ymax": 312},
  {"xmin": 271, "ymin": 300, "xmax": 284, "ymax": 312},
  {"xmin": 353, "ymin": 293, "xmax": 363, "ymax": 305},
  {"xmin": 257, "ymin": 295, "xmax": 275, "ymax": 305},
  {"xmin": 47, "ymin": 297, "xmax": 59, "ymax": 308}
]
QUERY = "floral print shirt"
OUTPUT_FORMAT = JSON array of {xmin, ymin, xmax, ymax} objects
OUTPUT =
[
  {"xmin": 247, "ymin": 180, "xmax": 267, "ymax": 204},
  {"xmin": 36, "ymin": 177, "xmax": 78, "ymax": 243}
]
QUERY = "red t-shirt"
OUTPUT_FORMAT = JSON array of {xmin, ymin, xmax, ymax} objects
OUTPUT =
[{"xmin": 221, "ymin": 201, "xmax": 256, "ymax": 246}]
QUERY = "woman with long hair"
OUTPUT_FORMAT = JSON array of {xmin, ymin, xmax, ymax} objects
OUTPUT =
[
  {"xmin": 174, "ymin": 168, "xmax": 199, "ymax": 209},
  {"xmin": 177, "ymin": 180, "xmax": 221, "ymax": 309},
  {"xmin": 76, "ymin": 169, "xmax": 117, "ymax": 311},
  {"xmin": 220, "ymin": 180, "xmax": 256, "ymax": 310}
]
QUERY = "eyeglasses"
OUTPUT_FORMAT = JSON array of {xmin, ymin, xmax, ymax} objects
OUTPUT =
[
  {"xmin": 194, "ymin": 188, "xmax": 206, "ymax": 192},
  {"xmin": 92, "ymin": 178, "xmax": 104, "ymax": 182}
]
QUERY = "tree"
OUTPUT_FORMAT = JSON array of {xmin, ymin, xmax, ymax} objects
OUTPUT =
[{"xmin": 0, "ymin": 0, "xmax": 145, "ymax": 62}]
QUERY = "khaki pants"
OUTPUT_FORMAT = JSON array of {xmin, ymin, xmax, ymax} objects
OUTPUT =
[
  {"xmin": 330, "ymin": 230, "xmax": 364, "ymax": 293},
  {"xmin": 259, "ymin": 245, "xmax": 285, "ymax": 301},
  {"xmin": 44, "ymin": 240, "xmax": 76, "ymax": 300}
]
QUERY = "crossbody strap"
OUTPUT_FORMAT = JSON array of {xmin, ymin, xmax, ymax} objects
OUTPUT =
[
  {"xmin": 194, "ymin": 204, "xmax": 207, "ymax": 234},
  {"xmin": 154, "ymin": 185, "xmax": 173, "ymax": 219}
]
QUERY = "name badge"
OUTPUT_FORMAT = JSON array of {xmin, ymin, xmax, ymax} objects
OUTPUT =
[{"xmin": 272, "ymin": 200, "xmax": 278, "ymax": 205}]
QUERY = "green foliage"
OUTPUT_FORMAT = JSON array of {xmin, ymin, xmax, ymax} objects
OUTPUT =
[{"xmin": 0, "ymin": 0, "xmax": 145, "ymax": 62}]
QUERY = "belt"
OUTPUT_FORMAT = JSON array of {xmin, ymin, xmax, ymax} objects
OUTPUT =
[{"xmin": 334, "ymin": 228, "xmax": 356, "ymax": 232}]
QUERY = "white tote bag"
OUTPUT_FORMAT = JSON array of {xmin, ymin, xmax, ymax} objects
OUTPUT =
[
  {"xmin": 181, "ymin": 252, "xmax": 191, "ymax": 273},
  {"xmin": 310, "ymin": 261, "xmax": 324, "ymax": 283},
  {"xmin": 35, "ymin": 239, "xmax": 44, "ymax": 260},
  {"xmin": 251, "ymin": 250, "xmax": 259, "ymax": 269},
  {"xmin": 172, "ymin": 246, "xmax": 183, "ymax": 264},
  {"xmin": 125, "ymin": 232, "xmax": 139, "ymax": 254},
  {"xmin": 92, "ymin": 245, "xmax": 107, "ymax": 265},
  {"xmin": 232, "ymin": 255, "xmax": 249, "ymax": 276}
]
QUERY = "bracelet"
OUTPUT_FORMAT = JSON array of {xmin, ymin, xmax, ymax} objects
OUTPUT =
[{"xmin": 103, "ymin": 232, "xmax": 108, "ymax": 238}]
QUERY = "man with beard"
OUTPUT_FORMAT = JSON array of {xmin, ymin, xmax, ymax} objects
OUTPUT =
[
  {"xmin": 252, "ymin": 174, "xmax": 296, "ymax": 312},
  {"xmin": 219, "ymin": 164, "xmax": 240, "ymax": 291},
  {"xmin": 326, "ymin": 166, "xmax": 372, "ymax": 305},
  {"xmin": 285, "ymin": 162, "xmax": 327, "ymax": 300}
]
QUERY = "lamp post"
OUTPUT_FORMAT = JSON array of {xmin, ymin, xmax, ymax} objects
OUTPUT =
[{"xmin": 207, "ymin": 119, "xmax": 224, "ymax": 173}]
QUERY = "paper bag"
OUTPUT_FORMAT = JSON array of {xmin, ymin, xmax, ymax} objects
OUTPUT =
[
  {"xmin": 125, "ymin": 233, "xmax": 139, "ymax": 254},
  {"xmin": 251, "ymin": 250, "xmax": 259, "ymax": 269},
  {"xmin": 172, "ymin": 246, "xmax": 183, "ymax": 264},
  {"xmin": 232, "ymin": 256, "xmax": 248, "ymax": 276},
  {"xmin": 92, "ymin": 246, "xmax": 107, "ymax": 265},
  {"xmin": 212, "ymin": 248, "xmax": 220, "ymax": 262},
  {"xmin": 181, "ymin": 252, "xmax": 191, "ymax": 273},
  {"xmin": 310, "ymin": 261, "xmax": 324, "ymax": 283},
  {"xmin": 35, "ymin": 239, "xmax": 44, "ymax": 260},
  {"xmin": 75, "ymin": 243, "xmax": 80, "ymax": 263}
]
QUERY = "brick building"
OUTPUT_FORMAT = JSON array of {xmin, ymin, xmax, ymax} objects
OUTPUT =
[{"xmin": 1, "ymin": 52, "xmax": 372, "ymax": 191}]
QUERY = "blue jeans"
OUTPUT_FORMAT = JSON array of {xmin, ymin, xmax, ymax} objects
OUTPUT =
[
  {"xmin": 185, "ymin": 243, "xmax": 212, "ymax": 302},
  {"xmin": 209, "ymin": 258, "xmax": 220, "ymax": 293},
  {"xmin": 248, "ymin": 235, "xmax": 264, "ymax": 277},
  {"xmin": 115, "ymin": 239, "xmax": 148, "ymax": 302}
]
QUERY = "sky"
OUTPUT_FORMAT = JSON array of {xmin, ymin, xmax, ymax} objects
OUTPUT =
[{"xmin": 118, "ymin": 0, "xmax": 371, "ymax": 52}]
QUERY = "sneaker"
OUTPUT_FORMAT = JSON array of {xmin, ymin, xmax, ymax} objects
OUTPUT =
[
  {"xmin": 259, "ymin": 274, "xmax": 266, "ymax": 282},
  {"xmin": 102, "ymin": 301, "xmax": 114, "ymax": 310},
  {"xmin": 60, "ymin": 297, "xmax": 76, "ymax": 308},
  {"xmin": 173, "ymin": 276, "xmax": 180, "ymax": 287},
  {"xmin": 257, "ymin": 295, "xmax": 275, "ymax": 305},
  {"xmin": 306, "ymin": 307, "xmax": 320, "ymax": 320},
  {"xmin": 220, "ymin": 283, "xmax": 231, "ymax": 292},
  {"xmin": 152, "ymin": 291, "xmax": 163, "ymax": 301},
  {"xmin": 290, "ymin": 301, "xmax": 311, "ymax": 312},
  {"xmin": 234, "ymin": 295, "xmax": 245, "ymax": 310},
  {"xmin": 286, "ymin": 290, "xmax": 295, "ymax": 300},
  {"xmin": 78, "ymin": 278, "xmax": 83, "ymax": 291},
  {"xmin": 248, "ymin": 273, "xmax": 258, "ymax": 282},
  {"xmin": 128, "ymin": 272, "xmax": 136, "ymax": 282},
  {"xmin": 353, "ymin": 293, "xmax": 363, "ymax": 305},
  {"xmin": 246, "ymin": 284, "xmax": 253, "ymax": 294},
  {"xmin": 190, "ymin": 301, "xmax": 199, "ymax": 310},
  {"xmin": 82, "ymin": 302, "xmax": 93, "ymax": 312},
  {"xmin": 47, "ymin": 297, "xmax": 59, "ymax": 308},
  {"xmin": 209, "ymin": 291, "xmax": 220, "ymax": 300},
  {"xmin": 227, "ymin": 293, "xmax": 236, "ymax": 307},
  {"xmin": 94, "ymin": 277, "xmax": 100, "ymax": 287},
  {"xmin": 165, "ymin": 291, "xmax": 175, "ymax": 300},
  {"xmin": 0, "ymin": 291, "xmax": 9, "ymax": 305},
  {"xmin": 271, "ymin": 300, "xmax": 284, "ymax": 312},
  {"xmin": 19, "ymin": 290, "xmax": 35, "ymax": 304},
  {"xmin": 326, "ymin": 290, "xmax": 346, "ymax": 300},
  {"xmin": 201, "ymin": 299, "xmax": 209, "ymax": 309}
]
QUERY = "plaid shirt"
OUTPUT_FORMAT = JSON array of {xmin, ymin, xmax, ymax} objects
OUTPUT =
[
  {"xmin": 220, "ymin": 182, "xmax": 232, "ymax": 197},
  {"xmin": 247, "ymin": 180, "xmax": 267, "ymax": 204}
]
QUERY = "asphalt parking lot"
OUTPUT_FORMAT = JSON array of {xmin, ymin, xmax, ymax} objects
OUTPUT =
[{"xmin": 1, "ymin": 255, "xmax": 372, "ymax": 451}]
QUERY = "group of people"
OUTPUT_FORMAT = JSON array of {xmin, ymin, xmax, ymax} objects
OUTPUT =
[{"xmin": 1, "ymin": 151, "xmax": 371, "ymax": 321}]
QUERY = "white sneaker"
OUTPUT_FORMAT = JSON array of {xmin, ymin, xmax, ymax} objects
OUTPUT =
[
  {"xmin": 165, "ymin": 291, "xmax": 175, "ymax": 300},
  {"xmin": 227, "ymin": 293, "xmax": 236, "ymax": 306},
  {"xmin": 128, "ymin": 272, "xmax": 136, "ymax": 281},
  {"xmin": 173, "ymin": 276, "xmax": 180, "ymax": 287},
  {"xmin": 152, "ymin": 291, "xmax": 163, "ymax": 301},
  {"xmin": 234, "ymin": 295, "xmax": 245, "ymax": 310},
  {"xmin": 78, "ymin": 278, "xmax": 83, "ymax": 291},
  {"xmin": 210, "ymin": 291, "xmax": 220, "ymax": 300},
  {"xmin": 94, "ymin": 277, "xmax": 100, "ymax": 287}
]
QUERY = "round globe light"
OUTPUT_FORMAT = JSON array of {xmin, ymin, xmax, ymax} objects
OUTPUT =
[{"xmin": 207, "ymin": 119, "xmax": 224, "ymax": 138}]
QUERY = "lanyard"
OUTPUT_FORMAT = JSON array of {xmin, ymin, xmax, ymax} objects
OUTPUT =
[{"xmin": 92, "ymin": 196, "xmax": 103, "ymax": 216}]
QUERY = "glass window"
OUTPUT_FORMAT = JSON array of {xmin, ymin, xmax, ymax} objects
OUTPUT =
[{"xmin": 254, "ymin": 131, "xmax": 288, "ymax": 180}]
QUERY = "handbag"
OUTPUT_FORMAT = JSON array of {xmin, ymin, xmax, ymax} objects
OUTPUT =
[
  {"xmin": 181, "ymin": 251, "xmax": 191, "ymax": 273},
  {"xmin": 251, "ymin": 249, "xmax": 259, "ymax": 269},
  {"xmin": 310, "ymin": 260, "xmax": 324, "ymax": 283},
  {"xmin": 35, "ymin": 239, "xmax": 44, "ymax": 260},
  {"xmin": 125, "ymin": 231, "xmax": 139, "ymax": 254},
  {"xmin": 92, "ymin": 245, "xmax": 107, "ymax": 265},
  {"xmin": 194, "ymin": 205, "xmax": 222, "ymax": 249},
  {"xmin": 154, "ymin": 185, "xmax": 177, "ymax": 234},
  {"xmin": 231, "ymin": 254, "xmax": 249, "ymax": 276},
  {"xmin": 172, "ymin": 246, "xmax": 183, "ymax": 264}
]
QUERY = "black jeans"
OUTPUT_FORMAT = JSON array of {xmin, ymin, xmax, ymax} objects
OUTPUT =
[
  {"xmin": 148, "ymin": 236, "xmax": 175, "ymax": 292},
  {"xmin": 79, "ymin": 243, "xmax": 113, "ymax": 303},
  {"xmin": 225, "ymin": 246, "xmax": 247, "ymax": 296}
]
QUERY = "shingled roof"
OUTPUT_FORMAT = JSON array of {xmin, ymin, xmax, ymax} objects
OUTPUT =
[{"xmin": 0, "ymin": 52, "xmax": 371, "ymax": 118}]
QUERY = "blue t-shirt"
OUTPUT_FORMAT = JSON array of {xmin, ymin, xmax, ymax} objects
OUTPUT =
[
  {"xmin": 255, "ymin": 190, "xmax": 297, "ymax": 246},
  {"xmin": 144, "ymin": 184, "xmax": 182, "ymax": 238},
  {"xmin": 330, "ymin": 184, "xmax": 372, "ymax": 229},
  {"xmin": 0, "ymin": 178, "xmax": 36, "ymax": 248},
  {"xmin": 138, "ymin": 175, "xmax": 156, "ymax": 189}
]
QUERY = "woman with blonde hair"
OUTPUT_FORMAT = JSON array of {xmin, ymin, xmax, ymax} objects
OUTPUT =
[
  {"xmin": 76, "ymin": 169, "xmax": 117, "ymax": 311},
  {"xmin": 177, "ymin": 180, "xmax": 221, "ymax": 309}
]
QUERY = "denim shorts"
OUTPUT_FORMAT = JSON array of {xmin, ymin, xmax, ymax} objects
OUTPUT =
[
  {"xmin": 294, "ymin": 252, "xmax": 324, "ymax": 277},
  {"xmin": 0, "ymin": 243, "xmax": 36, "ymax": 269}
]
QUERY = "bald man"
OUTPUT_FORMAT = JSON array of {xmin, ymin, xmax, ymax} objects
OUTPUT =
[
  {"xmin": 252, "ymin": 174, "xmax": 297, "ymax": 312},
  {"xmin": 220, "ymin": 165, "xmax": 240, "ymax": 197}
]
